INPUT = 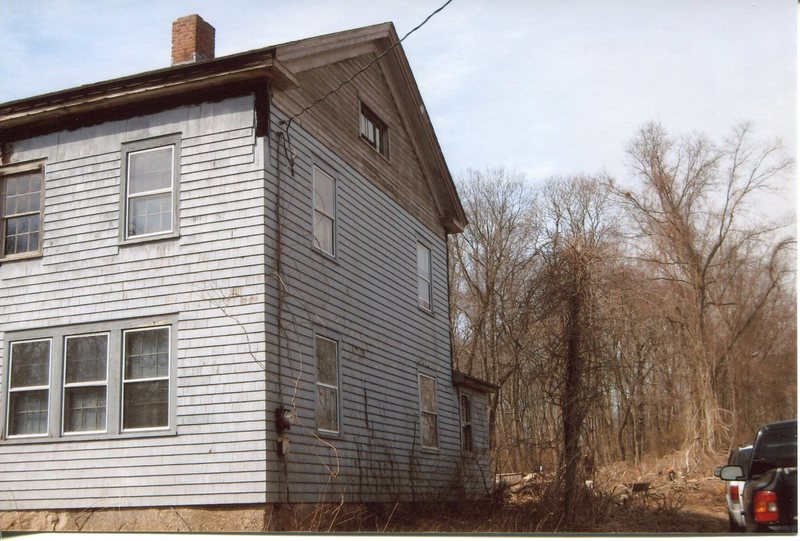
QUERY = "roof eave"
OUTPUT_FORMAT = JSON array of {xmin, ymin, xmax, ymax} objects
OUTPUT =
[{"xmin": 0, "ymin": 50, "xmax": 298, "ymax": 136}]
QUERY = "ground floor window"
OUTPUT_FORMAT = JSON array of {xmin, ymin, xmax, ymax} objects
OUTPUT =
[
  {"xmin": 418, "ymin": 373, "xmax": 439, "ymax": 449},
  {"xmin": 2, "ymin": 316, "xmax": 176, "ymax": 441}
]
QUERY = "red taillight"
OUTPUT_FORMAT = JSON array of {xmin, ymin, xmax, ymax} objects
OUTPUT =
[
  {"xmin": 753, "ymin": 490, "xmax": 780, "ymax": 523},
  {"xmin": 729, "ymin": 485, "xmax": 739, "ymax": 501}
]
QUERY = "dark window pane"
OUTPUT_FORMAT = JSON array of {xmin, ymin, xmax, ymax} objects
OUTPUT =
[
  {"xmin": 461, "ymin": 394, "xmax": 471, "ymax": 423},
  {"xmin": 128, "ymin": 147, "xmax": 173, "ymax": 194},
  {"xmin": 8, "ymin": 389, "xmax": 48, "ymax": 436},
  {"xmin": 315, "ymin": 337, "xmax": 337, "ymax": 386},
  {"xmin": 65, "ymin": 335, "xmax": 108, "ymax": 383},
  {"xmin": 123, "ymin": 380, "xmax": 168, "ymax": 429},
  {"xmin": 125, "ymin": 328, "xmax": 169, "ymax": 380},
  {"xmin": 420, "ymin": 376, "xmax": 436, "ymax": 412},
  {"xmin": 422, "ymin": 411, "xmax": 438, "ymax": 448},
  {"xmin": 10, "ymin": 341, "xmax": 50, "ymax": 388},
  {"xmin": 64, "ymin": 386, "xmax": 106, "ymax": 433},
  {"xmin": 316, "ymin": 385, "xmax": 338, "ymax": 432}
]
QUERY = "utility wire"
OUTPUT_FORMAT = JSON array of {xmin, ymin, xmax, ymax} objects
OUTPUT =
[{"xmin": 282, "ymin": 0, "xmax": 453, "ymax": 133}]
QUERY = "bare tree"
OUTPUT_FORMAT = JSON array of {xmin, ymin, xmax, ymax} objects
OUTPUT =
[
  {"xmin": 449, "ymin": 168, "xmax": 540, "ymax": 466},
  {"xmin": 533, "ymin": 175, "xmax": 619, "ymax": 521},
  {"xmin": 614, "ymin": 122, "xmax": 793, "ymax": 454}
]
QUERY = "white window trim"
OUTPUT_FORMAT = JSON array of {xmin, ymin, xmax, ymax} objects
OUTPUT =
[
  {"xmin": 62, "ymin": 332, "xmax": 110, "ymax": 436},
  {"xmin": 119, "ymin": 134, "xmax": 181, "ymax": 245},
  {"xmin": 418, "ymin": 373, "xmax": 439, "ymax": 451},
  {"xmin": 6, "ymin": 338, "xmax": 52, "ymax": 439},
  {"xmin": 417, "ymin": 242, "xmax": 432, "ymax": 312},
  {"xmin": 314, "ymin": 334, "xmax": 340, "ymax": 434},
  {"xmin": 121, "ymin": 326, "xmax": 172, "ymax": 433},
  {"xmin": 312, "ymin": 165, "xmax": 337, "ymax": 257},
  {"xmin": 1, "ymin": 316, "xmax": 177, "ymax": 443}
]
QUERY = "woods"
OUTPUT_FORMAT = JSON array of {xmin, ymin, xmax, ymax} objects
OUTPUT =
[{"xmin": 449, "ymin": 123, "xmax": 796, "ymax": 511}]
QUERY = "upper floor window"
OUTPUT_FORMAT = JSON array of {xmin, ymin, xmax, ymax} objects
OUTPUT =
[
  {"xmin": 313, "ymin": 166, "xmax": 336, "ymax": 256},
  {"xmin": 121, "ymin": 135, "xmax": 180, "ymax": 242},
  {"xmin": 418, "ymin": 373, "xmax": 439, "ymax": 450},
  {"xmin": 0, "ymin": 166, "xmax": 44, "ymax": 259},
  {"xmin": 417, "ymin": 243, "xmax": 432, "ymax": 311},
  {"xmin": 315, "ymin": 335, "xmax": 339, "ymax": 433},
  {"xmin": 359, "ymin": 103, "xmax": 388, "ymax": 157}
]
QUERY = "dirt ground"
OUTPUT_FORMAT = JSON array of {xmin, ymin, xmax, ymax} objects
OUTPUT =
[
  {"xmin": 0, "ymin": 477, "xmax": 730, "ymax": 533},
  {"xmin": 0, "ymin": 453, "xmax": 732, "ymax": 533}
]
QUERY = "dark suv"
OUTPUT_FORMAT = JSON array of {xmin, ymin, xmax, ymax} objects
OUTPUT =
[{"xmin": 720, "ymin": 420, "xmax": 797, "ymax": 533}]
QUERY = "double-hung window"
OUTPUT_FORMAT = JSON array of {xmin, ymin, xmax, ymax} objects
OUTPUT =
[
  {"xmin": 418, "ymin": 373, "xmax": 439, "ymax": 449},
  {"xmin": 122, "ymin": 327, "xmax": 170, "ymax": 431},
  {"xmin": 2, "ymin": 317, "xmax": 175, "ymax": 441},
  {"xmin": 7, "ymin": 340, "xmax": 51, "ymax": 437},
  {"xmin": 417, "ymin": 243, "xmax": 432, "ymax": 311},
  {"xmin": 121, "ymin": 135, "xmax": 180, "ymax": 242},
  {"xmin": 312, "ymin": 166, "xmax": 336, "ymax": 256},
  {"xmin": 315, "ymin": 335, "xmax": 339, "ymax": 433},
  {"xmin": 0, "ymin": 165, "xmax": 44, "ymax": 259},
  {"xmin": 63, "ymin": 334, "xmax": 108, "ymax": 434},
  {"xmin": 460, "ymin": 393, "xmax": 473, "ymax": 453}
]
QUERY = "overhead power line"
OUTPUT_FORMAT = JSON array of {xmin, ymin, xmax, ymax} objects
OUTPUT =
[{"xmin": 283, "ymin": 0, "xmax": 454, "ymax": 130}]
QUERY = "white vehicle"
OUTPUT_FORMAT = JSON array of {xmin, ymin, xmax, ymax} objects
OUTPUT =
[{"xmin": 715, "ymin": 444, "xmax": 753, "ymax": 532}]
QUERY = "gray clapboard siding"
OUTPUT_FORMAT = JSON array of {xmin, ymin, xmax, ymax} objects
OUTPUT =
[
  {"xmin": 0, "ymin": 95, "xmax": 272, "ymax": 510},
  {"xmin": 0, "ymin": 72, "xmax": 491, "ymax": 508},
  {"xmin": 257, "ymin": 104, "xmax": 488, "ymax": 502}
]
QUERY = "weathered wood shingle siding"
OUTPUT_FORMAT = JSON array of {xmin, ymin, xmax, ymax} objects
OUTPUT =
[
  {"xmin": 273, "ymin": 53, "xmax": 443, "ymax": 237},
  {"xmin": 0, "ymin": 95, "xmax": 272, "ymax": 509},
  {"xmin": 264, "ymin": 102, "xmax": 485, "ymax": 501}
]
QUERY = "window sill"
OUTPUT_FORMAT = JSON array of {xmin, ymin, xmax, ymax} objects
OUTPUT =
[
  {"xmin": 119, "ymin": 232, "xmax": 179, "ymax": 247},
  {"xmin": 1, "ymin": 427, "xmax": 178, "ymax": 445},
  {"xmin": 312, "ymin": 245, "xmax": 338, "ymax": 264},
  {"xmin": 316, "ymin": 429, "xmax": 345, "ymax": 441},
  {"xmin": 360, "ymin": 138, "xmax": 391, "ymax": 164},
  {"xmin": 420, "ymin": 445, "xmax": 440, "ymax": 455},
  {"xmin": 0, "ymin": 251, "xmax": 43, "ymax": 264}
]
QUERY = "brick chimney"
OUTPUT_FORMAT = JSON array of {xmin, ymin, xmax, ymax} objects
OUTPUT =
[{"xmin": 171, "ymin": 14, "xmax": 215, "ymax": 65}]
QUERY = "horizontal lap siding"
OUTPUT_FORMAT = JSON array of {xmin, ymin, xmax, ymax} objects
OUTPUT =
[
  {"xmin": 266, "ymin": 106, "xmax": 480, "ymax": 503},
  {"xmin": 0, "ymin": 96, "xmax": 271, "ymax": 510}
]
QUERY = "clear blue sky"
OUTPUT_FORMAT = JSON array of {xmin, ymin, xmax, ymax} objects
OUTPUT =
[{"xmin": 1, "ymin": 0, "xmax": 795, "ymax": 211}]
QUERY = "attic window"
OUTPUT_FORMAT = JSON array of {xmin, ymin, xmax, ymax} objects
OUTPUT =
[{"xmin": 359, "ymin": 103, "xmax": 388, "ymax": 157}]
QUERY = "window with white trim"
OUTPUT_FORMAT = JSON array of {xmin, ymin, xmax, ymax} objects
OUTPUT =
[
  {"xmin": 460, "ymin": 393, "xmax": 473, "ymax": 453},
  {"xmin": 122, "ymin": 327, "xmax": 170, "ymax": 431},
  {"xmin": 313, "ymin": 166, "xmax": 336, "ymax": 256},
  {"xmin": 0, "ymin": 166, "xmax": 44, "ymax": 259},
  {"xmin": 315, "ymin": 335, "xmax": 339, "ymax": 433},
  {"xmin": 121, "ymin": 135, "xmax": 180, "ymax": 241},
  {"xmin": 418, "ymin": 373, "xmax": 438, "ymax": 449},
  {"xmin": 63, "ymin": 333, "xmax": 108, "ymax": 434},
  {"xmin": 2, "ymin": 318, "xmax": 175, "ymax": 441},
  {"xmin": 417, "ymin": 243, "xmax": 432, "ymax": 311},
  {"xmin": 7, "ymin": 339, "xmax": 51, "ymax": 437}
]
